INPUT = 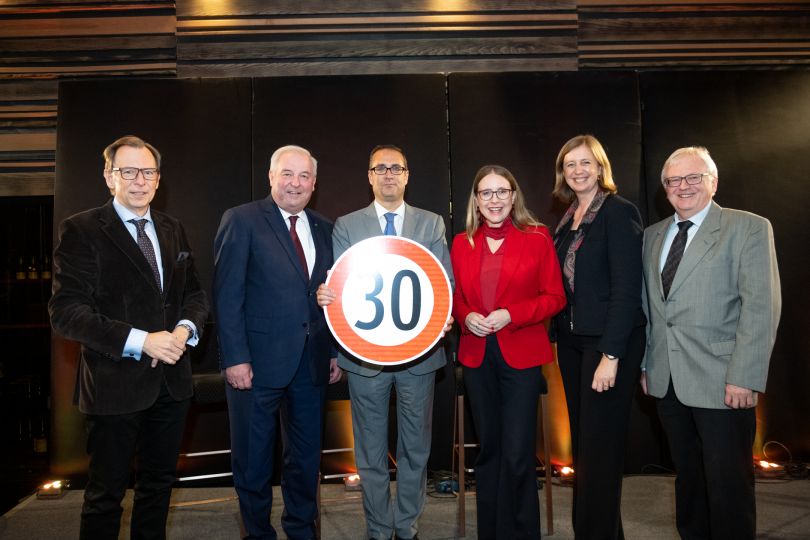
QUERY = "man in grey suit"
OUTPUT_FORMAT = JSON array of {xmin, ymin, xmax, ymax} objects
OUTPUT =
[
  {"xmin": 317, "ymin": 145, "xmax": 453, "ymax": 540},
  {"xmin": 641, "ymin": 146, "xmax": 781, "ymax": 539}
]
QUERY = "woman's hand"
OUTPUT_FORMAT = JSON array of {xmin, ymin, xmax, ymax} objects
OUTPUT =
[
  {"xmin": 592, "ymin": 354, "xmax": 618, "ymax": 392},
  {"xmin": 482, "ymin": 308, "xmax": 511, "ymax": 332},
  {"xmin": 465, "ymin": 312, "xmax": 493, "ymax": 337}
]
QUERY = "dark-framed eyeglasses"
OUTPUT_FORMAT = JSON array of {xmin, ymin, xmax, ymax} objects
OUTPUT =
[
  {"xmin": 663, "ymin": 172, "xmax": 710, "ymax": 188},
  {"xmin": 369, "ymin": 165, "xmax": 407, "ymax": 175},
  {"xmin": 477, "ymin": 188, "xmax": 513, "ymax": 201},
  {"xmin": 112, "ymin": 167, "xmax": 159, "ymax": 181}
]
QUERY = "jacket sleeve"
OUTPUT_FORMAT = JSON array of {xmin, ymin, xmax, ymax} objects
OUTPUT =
[
  {"xmin": 504, "ymin": 228, "xmax": 566, "ymax": 328},
  {"xmin": 726, "ymin": 216, "xmax": 781, "ymax": 392},
  {"xmin": 48, "ymin": 217, "xmax": 132, "ymax": 358},
  {"xmin": 598, "ymin": 200, "xmax": 645, "ymax": 358},
  {"xmin": 213, "ymin": 207, "xmax": 252, "ymax": 368},
  {"xmin": 177, "ymin": 221, "xmax": 209, "ymax": 335},
  {"xmin": 427, "ymin": 213, "xmax": 454, "ymax": 290},
  {"xmin": 450, "ymin": 236, "xmax": 474, "ymax": 332}
]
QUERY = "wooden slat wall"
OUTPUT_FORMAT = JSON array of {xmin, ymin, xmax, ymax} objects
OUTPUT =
[
  {"xmin": 0, "ymin": 1, "xmax": 176, "ymax": 196},
  {"xmin": 579, "ymin": 2, "xmax": 810, "ymax": 69},
  {"xmin": 175, "ymin": 0, "xmax": 578, "ymax": 77},
  {"xmin": 2, "ymin": 0, "xmax": 809, "ymax": 195}
]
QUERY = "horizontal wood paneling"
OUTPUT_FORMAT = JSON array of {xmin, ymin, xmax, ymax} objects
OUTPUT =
[
  {"xmin": 579, "ymin": 3, "xmax": 810, "ymax": 68},
  {"xmin": 0, "ymin": 2, "xmax": 176, "ymax": 196},
  {"xmin": 176, "ymin": 1, "xmax": 578, "ymax": 77},
  {"xmin": 3, "ymin": 1, "xmax": 810, "ymax": 195}
]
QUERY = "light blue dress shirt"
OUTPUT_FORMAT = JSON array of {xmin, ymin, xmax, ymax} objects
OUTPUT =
[{"xmin": 112, "ymin": 199, "xmax": 198, "ymax": 360}]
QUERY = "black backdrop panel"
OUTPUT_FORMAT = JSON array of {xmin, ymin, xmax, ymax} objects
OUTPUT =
[
  {"xmin": 448, "ymin": 72, "xmax": 660, "ymax": 472},
  {"xmin": 56, "ymin": 77, "xmax": 253, "ymax": 371},
  {"xmin": 252, "ymin": 75, "xmax": 449, "ymax": 224},
  {"xmin": 641, "ymin": 71, "xmax": 810, "ymax": 460},
  {"xmin": 53, "ymin": 78, "xmax": 253, "ymax": 475},
  {"xmin": 448, "ymin": 71, "xmax": 643, "ymax": 234},
  {"xmin": 251, "ymin": 75, "xmax": 455, "ymax": 470}
]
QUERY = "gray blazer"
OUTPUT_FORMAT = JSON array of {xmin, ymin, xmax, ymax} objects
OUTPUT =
[
  {"xmin": 333, "ymin": 202, "xmax": 454, "ymax": 377},
  {"xmin": 642, "ymin": 201, "xmax": 781, "ymax": 409}
]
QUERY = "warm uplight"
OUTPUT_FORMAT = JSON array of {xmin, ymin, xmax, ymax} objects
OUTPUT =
[
  {"xmin": 758, "ymin": 460, "xmax": 781, "ymax": 469},
  {"xmin": 560, "ymin": 466, "xmax": 575, "ymax": 476},
  {"xmin": 37, "ymin": 479, "xmax": 68, "ymax": 499},
  {"xmin": 344, "ymin": 473, "xmax": 361, "ymax": 491}
]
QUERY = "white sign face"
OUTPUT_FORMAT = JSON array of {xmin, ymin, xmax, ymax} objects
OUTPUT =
[{"xmin": 325, "ymin": 236, "xmax": 452, "ymax": 365}]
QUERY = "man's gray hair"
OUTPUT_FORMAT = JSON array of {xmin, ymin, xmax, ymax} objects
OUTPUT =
[
  {"xmin": 661, "ymin": 146, "xmax": 718, "ymax": 184},
  {"xmin": 269, "ymin": 145, "xmax": 318, "ymax": 175}
]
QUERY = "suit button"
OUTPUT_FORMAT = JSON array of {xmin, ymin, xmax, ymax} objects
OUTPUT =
[{"xmin": 667, "ymin": 322, "xmax": 673, "ymax": 328}]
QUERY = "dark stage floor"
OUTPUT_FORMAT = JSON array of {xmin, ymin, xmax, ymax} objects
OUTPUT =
[{"xmin": 1, "ymin": 476, "xmax": 809, "ymax": 539}]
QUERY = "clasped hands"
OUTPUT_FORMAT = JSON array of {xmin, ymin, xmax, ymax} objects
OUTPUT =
[
  {"xmin": 143, "ymin": 326, "xmax": 190, "ymax": 368},
  {"xmin": 465, "ymin": 310, "xmax": 511, "ymax": 337}
]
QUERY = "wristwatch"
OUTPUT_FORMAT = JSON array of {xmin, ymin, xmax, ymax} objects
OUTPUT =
[
  {"xmin": 176, "ymin": 323, "xmax": 194, "ymax": 341},
  {"xmin": 604, "ymin": 353, "xmax": 618, "ymax": 360}
]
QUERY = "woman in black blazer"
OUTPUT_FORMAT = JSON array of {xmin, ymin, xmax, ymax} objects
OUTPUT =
[{"xmin": 551, "ymin": 135, "xmax": 646, "ymax": 539}]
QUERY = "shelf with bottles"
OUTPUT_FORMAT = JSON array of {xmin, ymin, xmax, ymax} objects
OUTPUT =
[{"xmin": 4, "ymin": 254, "xmax": 52, "ymax": 285}]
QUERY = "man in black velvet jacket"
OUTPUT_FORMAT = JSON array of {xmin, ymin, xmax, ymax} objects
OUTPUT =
[{"xmin": 49, "ymin": 135, "xmax": 209, "ymax": 539}]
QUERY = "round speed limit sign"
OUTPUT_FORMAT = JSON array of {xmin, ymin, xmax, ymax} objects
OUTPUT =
[{"xmin": 325, "ymin": 236, "xmax": 452, "ymax": 366}]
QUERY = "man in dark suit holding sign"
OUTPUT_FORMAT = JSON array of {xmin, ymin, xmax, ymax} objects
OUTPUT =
[
  {"xmin": 49, "ymin": 135, "xmax": 209, "ymax": 539},
  {"xmin": 214, "ymin": 145, "xmax": 340, "ymax": 539},
  {"xmin": 317, "ymin": 145, "xmax": 453, "ymax": 540}
]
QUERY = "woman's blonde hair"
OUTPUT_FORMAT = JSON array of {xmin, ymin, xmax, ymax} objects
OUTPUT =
[
  {"xmin": 464, "ymin": 164, "xmax": 541, "ymax": 246},
  {"xmin": 552, "ymin": 135, "xmax": 617, "ymax": 203}
]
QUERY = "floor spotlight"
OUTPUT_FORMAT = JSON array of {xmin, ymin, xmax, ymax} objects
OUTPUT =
[
  {"xmin": 37, "ymin": 480, "xmax": 68, "ymax": 499},
  {"xmin": 558, "ymin": 466, "xmax": 575, "ymax": 485},
  {"xmin": 344, "ymin": 473, "xmax": 361, "ymax": 491}
]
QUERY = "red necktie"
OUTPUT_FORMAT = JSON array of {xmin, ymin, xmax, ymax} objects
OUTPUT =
[{"xmin": 289, "ymin": 215, "xmax": 309, "ymax": 280}]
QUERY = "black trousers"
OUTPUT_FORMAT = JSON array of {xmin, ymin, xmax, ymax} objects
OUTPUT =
[
  {"xmin": 464, "ymin": 335, "xmax": 544, "ymax": 540},
  {"xmin": 555, "ymin": 318, "xmax": 644, "ymax": 540},
  {"xmin": 657, "ymin": 380, "xmax": 757, "ymax": 540},
  {"xmin": 81, "ymin": 382, "xmax": 190, "ymax": 540}
]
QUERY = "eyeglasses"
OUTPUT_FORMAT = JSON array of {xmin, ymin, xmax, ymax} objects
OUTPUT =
[
  {"xmin": 369, "ymin": 165, "xmax": 407, "ymax": 175},
  {"xmin": 663, "ymin": 172, "xmax": 710, "ymax": 188},
  {"xmin": 112, "ymin": 167, "xmax": 159, "ymax": 181},
  {"xmin": 477, "ymin": 188, "xmax": 513, "ymax": 201}
]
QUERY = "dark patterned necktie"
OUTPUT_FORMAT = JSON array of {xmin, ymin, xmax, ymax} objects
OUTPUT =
[
  {"xmin": 384, "ymin": 212, "xmax": 397, "ymax": 236},
  {"xmin": 128, "ymin": 218, "xmax": 162, "ymax": 291},
  {"xmin": 661, "ymin": 220, "xmax": 693, "ymax": 299},
  {"xmin": 289, "ymin": 215, "xmax": 309, "ymax": 280}
]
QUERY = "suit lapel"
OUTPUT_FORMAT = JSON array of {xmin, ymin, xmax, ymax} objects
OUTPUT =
[
  {"xmin": 667, "ymin": 202, "xmax": 721, "ymax": 298},
  {"xmin": 306, "ymin": 209, "xmax": 328, "ymax": 281},
  {"xmin": 153, "ymin": 212, "xmax": 175, "ymax": 292},
  {"xmin": 648, "ymin": 220, "xmax": 668, "ymax": 299},
  {"xmin": 98, "ymin": 201, "xmax": 162, "ymax": 295},
  {"xmin": 464, "ymin": 229, "xmax": 485, "ymax": 310},
  {"xmin": 362, "ymin": 202, "xmax": 383, "ymax": 239},
  {"xmin": 261, "ymin": 197, "xmax": 309, "ymax": 284},
  {"xmin": 402, "ymin": 203, "xmax": 416, "ymax": 239}
]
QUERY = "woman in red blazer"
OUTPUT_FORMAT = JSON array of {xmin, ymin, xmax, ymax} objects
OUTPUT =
[{"xmin": 451, "ymin": 165, "xmax": 565, "ymax": 540}]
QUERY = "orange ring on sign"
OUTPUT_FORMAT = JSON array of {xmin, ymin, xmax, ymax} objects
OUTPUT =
[{"xmin": 325, "ymin": 236, "xmax": 452, "ymax": 365}]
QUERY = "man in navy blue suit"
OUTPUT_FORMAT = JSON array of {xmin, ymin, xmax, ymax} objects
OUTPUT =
[{"xmin": 214, "ymin": 145, "xmax": 340, "ymax": 539}]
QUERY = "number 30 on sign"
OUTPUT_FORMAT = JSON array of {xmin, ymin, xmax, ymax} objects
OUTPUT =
[{"xmin": 325, "ymin": 236, "xmax": 452, "ymax": 366}]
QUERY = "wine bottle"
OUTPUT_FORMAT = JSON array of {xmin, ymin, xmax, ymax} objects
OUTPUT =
[
  {"xmin": 27, "ymin": 255, "xmax": 39, "ymax": 280},
  {"xmin": 15, "ymin": 256, "xmax": 26, "ymax": 280},
  {"xmin": 40, "ymin": 254, "xmax": 52, "ymax": 280}
]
